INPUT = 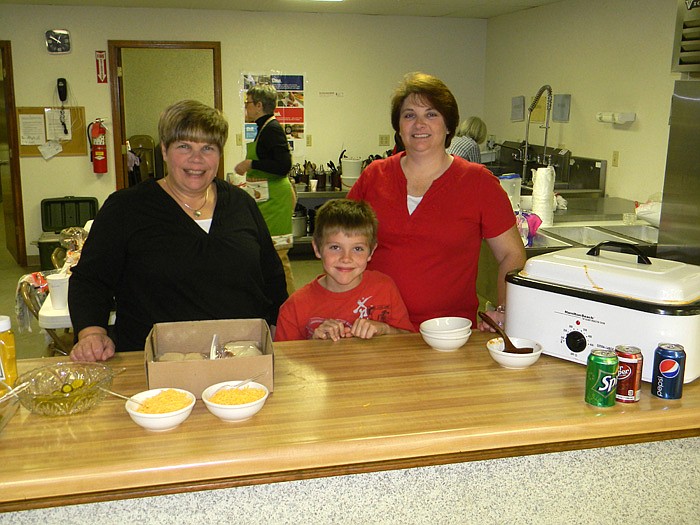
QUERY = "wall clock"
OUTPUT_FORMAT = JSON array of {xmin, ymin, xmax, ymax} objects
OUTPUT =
[{"xmin": 45, "ymin": 29, "xmax": 71, "ymax": 54}]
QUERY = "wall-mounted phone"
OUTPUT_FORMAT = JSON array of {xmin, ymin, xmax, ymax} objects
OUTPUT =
[
  {"xmin": 57, "ymin": 78, "xmax": 68, "ymax": 103},
  {"xmin": 57, "ymin": 78, "xmax": 68, "ymax": 134}
]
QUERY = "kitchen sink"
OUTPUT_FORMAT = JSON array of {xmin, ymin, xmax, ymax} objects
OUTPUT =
[
  {"xmin": 528, "ymin": 232, "xmax": 573, "ymax": 249},
  {"xmin": 597, "ymin": 224, "xmax": 659, "ymax": 244},
  {"xmin": 540, "ymin": 226, "xmax": 638, "ymax": 246}
]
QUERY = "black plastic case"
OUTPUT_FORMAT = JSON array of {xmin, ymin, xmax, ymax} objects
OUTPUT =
[{"xmin": 37, "ymin": 196, "xmax": 98, "ymax": 270}]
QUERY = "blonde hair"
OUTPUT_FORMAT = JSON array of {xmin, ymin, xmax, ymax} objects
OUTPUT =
[{"xmin": 456, "ymin": 116, "xmax": 487, "ymax": 144}]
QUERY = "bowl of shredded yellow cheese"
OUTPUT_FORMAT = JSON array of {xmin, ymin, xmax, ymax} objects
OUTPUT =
[
  {"xmin": 125, "ymin": 388, "xmax": 195, "ymax": 431},
  {"xmin": 202, "ymin": 381, "xmax": 269, "ymax": 422}
]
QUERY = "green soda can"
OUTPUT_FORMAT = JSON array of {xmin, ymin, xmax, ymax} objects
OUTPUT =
[{"xmin": 585, "ymin": 349, "xmax": 619, "ymax": 407}]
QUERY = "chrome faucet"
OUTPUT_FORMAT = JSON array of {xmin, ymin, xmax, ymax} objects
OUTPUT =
[{"xmin": 522, "ymin": 84, "xmax": 553, "ymax": 182}]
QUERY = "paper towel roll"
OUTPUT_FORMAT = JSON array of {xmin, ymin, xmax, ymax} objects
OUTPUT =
[{"xmin": 531, "ymin": 166, "xmax": 556, "ymax": 226}]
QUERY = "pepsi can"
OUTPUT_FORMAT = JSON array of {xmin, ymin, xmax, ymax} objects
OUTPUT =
[{"xmin": 651, "ymin": 343, "xmax": 686, "ymax": 399}]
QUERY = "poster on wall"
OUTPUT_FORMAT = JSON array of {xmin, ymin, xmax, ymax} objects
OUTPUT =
[{"xmin": 241, "ymin": 72, "xmax": 305, "ymax": 156}]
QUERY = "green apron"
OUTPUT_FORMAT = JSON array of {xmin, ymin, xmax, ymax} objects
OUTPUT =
[{"xmin": 246, "ymin": 117, "xmax": 294, "ymax": 250}]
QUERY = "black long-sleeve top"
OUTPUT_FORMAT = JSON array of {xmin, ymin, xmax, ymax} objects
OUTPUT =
[
  {"xmin": 251, "ymin": 114, "xmax": 292, "ymax": 176},
  {"xmin": 68, "ymin": 178, "xmax": 288, "ymax": 352}
]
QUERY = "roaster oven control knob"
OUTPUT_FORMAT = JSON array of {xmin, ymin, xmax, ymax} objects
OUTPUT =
[{"xmin": 565, "ymin": 331, "xmax": 587, "ymax": 353}]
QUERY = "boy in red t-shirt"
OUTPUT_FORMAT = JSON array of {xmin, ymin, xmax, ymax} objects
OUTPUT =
[{"xmin": 274, "ymin": 199, "xmax": 414, "ymax": 342}]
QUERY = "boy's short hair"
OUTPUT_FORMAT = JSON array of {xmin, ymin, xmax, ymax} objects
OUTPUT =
[{"xmin": 312, "ymin": 199, "xmax": 378, "ymax": 248}]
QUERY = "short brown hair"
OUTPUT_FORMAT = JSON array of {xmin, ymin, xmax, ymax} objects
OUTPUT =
[
  {"xmin": 390, "ymin": 72, "xmax": 459, "ymax": 148},
  {"xmin": 158, "ymin": 100, "xmax": 228, "ymax": 152},
  {"xmin": 312, "ymin": 199, "xmax": 378, "ymax": 248}
]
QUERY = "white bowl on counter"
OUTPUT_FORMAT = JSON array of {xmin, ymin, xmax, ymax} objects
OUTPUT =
[
  {"xmin": 419, "ymin": 316, "xmax": 472, "ymax": 334},
  {"xmin": 125, "ymin": 388, "xmax": 195, "ymax": 432},
  {"xmin": 420, "ymin": 329, "xmax": 472, "ymax": 352},
  {"xmin": 201, "ymin": 381, "xmax": 269, "ymax": 422},
  {"xmin": 487, "ymin": 337, "xmax": 543, "ymax": 369}
]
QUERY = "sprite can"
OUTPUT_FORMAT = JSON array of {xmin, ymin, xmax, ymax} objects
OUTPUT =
[{"xmin": 585, "ymin": 349, "xmax": 619, "ymax": 407}]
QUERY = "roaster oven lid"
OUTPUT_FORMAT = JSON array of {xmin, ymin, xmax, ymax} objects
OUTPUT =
[{"xmin": 518, "ymin": 243, "xmax": 700, "ymax": 305}]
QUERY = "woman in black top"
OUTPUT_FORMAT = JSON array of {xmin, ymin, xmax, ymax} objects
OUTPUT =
[{"xmin": 69, "ymin": 100, "xmax": 287, "ymax": 361}]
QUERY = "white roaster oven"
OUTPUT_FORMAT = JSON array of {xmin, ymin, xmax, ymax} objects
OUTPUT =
[{"xmin": 504, "ymin": 242, "xmax": 700, "ymax": 383}]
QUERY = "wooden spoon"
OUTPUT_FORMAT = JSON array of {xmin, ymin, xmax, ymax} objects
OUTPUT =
[{"xmin": 478, "ymin": 312, "xmax": 534, "ymax": 354}]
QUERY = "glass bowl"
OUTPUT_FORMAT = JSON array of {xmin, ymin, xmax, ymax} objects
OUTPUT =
[
  {"xmin": 0, "ymin": 390, "xmax": 20, "ymax": 434},
  {"xmin": 16, "ymin": 362, "xmax": 117, "ymax": 416}
]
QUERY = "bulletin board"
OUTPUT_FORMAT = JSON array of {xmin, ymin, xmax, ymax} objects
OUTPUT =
[{"xmin": 17, "ymin": 106, "xmax": 88, "ymax": 157}]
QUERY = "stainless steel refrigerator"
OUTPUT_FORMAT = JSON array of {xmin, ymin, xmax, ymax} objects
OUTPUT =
[{"xmin": 656, "ymin": 80, "xmax": 700, "ymax": 265}]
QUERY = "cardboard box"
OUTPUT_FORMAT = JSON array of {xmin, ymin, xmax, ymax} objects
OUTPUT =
[{"xmin": 144, "ymin": 319, "xmax": 274, "ymax": 398}]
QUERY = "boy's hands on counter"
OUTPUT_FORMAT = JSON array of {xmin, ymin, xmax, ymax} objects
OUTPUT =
[
  {"xmin": 313, "ymin": 318, "xmax": 408, "ymax": 341},
  {"xmin": 70, "ymin": 329, "xmax": 115, "ymax": 362}
]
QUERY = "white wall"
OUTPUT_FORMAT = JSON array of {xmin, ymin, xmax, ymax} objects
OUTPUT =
[
  {"xmin": 484, "ymin": 0, "xmax": 680, "ymax": 202},
  {"xmin": 0, "ymin": 0, "xmax": 686, "ymax": 259},
  {"xmin": 0, "ymin": 5, "xmax": 486, "ymax": 258}
]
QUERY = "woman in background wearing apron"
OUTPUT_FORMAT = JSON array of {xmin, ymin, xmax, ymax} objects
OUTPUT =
[{"xmin": 235, "ymin": 84, "xmax": 295, "ymax": 294}]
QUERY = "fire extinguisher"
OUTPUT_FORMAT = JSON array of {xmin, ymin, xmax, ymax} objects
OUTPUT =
[{"xmin": 87, "ymin": 118, "xmax": 108, "ymax": 174}]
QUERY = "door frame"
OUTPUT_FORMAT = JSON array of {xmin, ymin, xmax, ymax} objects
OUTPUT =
[
  {"xmin": 0, "ymin": 40, "xmax": 26, "ymax": 267},
  {"xmin": 107, "ymin": 41, "xmax": 223, "ymax": 190}
]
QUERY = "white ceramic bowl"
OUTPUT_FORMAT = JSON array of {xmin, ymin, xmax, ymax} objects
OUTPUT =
[
  {"xmin": 487, "ymin": 337, "xmax": 543, "ymax": 369},
  {"xmin": 421, "ymin": 329, "xmax": 471, "ymax": 352},
  {"xmin": 419, "ymin": 317, "xmax": 472, "ymax": 334},
  {"xmin": 125, "ymin": 388, "xmax": 195, "ymax": 432},
  {"xmin": 202, "ymin": 381, "xmax": 269, "ymax": 422}
]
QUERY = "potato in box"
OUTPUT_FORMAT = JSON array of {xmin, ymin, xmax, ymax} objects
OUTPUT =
[{"xmin": 144, "ymin": 319, "xmax": 274, "ymax": 398}]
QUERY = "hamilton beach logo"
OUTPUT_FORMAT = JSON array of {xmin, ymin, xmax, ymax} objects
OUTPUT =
[{"xmin": 687, "ymin": 0, "xmax": 700, "ymax": 10}]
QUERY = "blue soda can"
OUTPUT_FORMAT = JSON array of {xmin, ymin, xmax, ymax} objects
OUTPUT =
[{"xmin": 651, "ymin": 343, "xmax": 686, "ymax": 400}]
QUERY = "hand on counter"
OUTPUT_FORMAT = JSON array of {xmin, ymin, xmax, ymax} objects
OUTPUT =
[
  {"xmin": 313, "ymin": 318, "xmax": 406, "ymax": 341},
  {"xmin": 70, "ymin": 328, "xmax": 115, "ymax": 362}
]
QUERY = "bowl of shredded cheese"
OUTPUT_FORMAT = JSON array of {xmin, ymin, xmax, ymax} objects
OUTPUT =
[
  {"xmin": 125, "ymin": 388, "xmax": 195, "ymax": 431},
  {"xmin": 202, "ymin": 381, "xmax": 269, "ymax": 422}
]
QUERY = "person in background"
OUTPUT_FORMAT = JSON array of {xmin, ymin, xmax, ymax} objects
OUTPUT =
[
  {"xmin": 235, "ymin": 84, "xmax": 296, "ymax": 295},
  {"xmin": 69, "ymin": 100, "xmax": 287, "ymax": 362},
  {"xmin": 348, "ymin": 72, "xmax": 525, "ymax": 332},
  {"xmin": 275, "ymin": 199, "xmax": 414, "ymax": 342},
  {"xmin": 447, "ymin": 116, "xmax": 487, "ymax": 163}
]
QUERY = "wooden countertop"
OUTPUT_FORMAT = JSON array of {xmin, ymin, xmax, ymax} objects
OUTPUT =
[{"xmin": 2, "ymin": 332, "xmax": 699, "ymax": 511}]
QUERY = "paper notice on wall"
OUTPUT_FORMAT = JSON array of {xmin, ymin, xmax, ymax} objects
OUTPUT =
[
  {"xmin": 19, "ymin": 114, "xmax": 46, "ymax": 145},
  {"xmin": 38, "ymin": 140, "xmax": 63, "ymax": 160}
]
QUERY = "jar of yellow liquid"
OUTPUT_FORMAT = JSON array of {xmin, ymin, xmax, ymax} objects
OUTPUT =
[{"xmin": 0, "ymin": 315, "xmax": 18, "ymax": 394}]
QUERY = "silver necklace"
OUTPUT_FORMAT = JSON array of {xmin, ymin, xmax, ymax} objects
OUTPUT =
[{"xmin": 166, "ymin": 178, "xmax": 209, "ymax": 217}]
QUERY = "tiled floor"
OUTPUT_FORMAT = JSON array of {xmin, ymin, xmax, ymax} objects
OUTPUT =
[
  {"xmin": 0, "ymin": 208, "xmax": 47, "ymax": 359},
  {"xmin": 0, "ymin": 205, "xmax": 322, "ymax": 359}
]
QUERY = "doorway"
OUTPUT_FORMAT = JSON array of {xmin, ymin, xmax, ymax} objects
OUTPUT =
[
  {"xmin": 0, "ymin": 41, "xmax": 26, "ymax": 267},
  {"xmin": 108, "ymin": 41, "xmax": 223, "ymax": 190}
]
